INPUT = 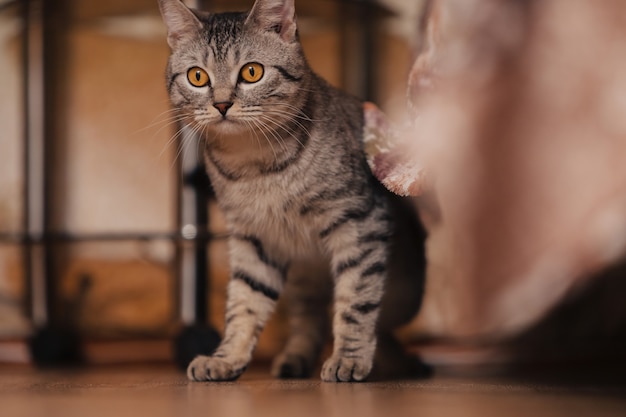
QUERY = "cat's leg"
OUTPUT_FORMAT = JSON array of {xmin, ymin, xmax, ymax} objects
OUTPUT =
[
  {"xmin": 271, "ymin": 260, "xmax": 332, "ymax": 379},
  {"xmin": 318, "ymin": 199, "xmax": 391, "ymax": 382},
  {"xmin": 372, "ymin": 198, "xmax": 431, "ymax": 380},
  {"xmin": 188, "ymin": 234, "xmax": 288, "ymax": 381}
]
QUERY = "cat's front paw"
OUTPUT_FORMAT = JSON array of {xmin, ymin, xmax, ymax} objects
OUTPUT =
[
  {"xmin": 187, "ymin": 355, "xmax": 247, "ymax": 382},
  {"xmin": 321, "ymin": 354, "xmax": 372, "ymax": 382}
]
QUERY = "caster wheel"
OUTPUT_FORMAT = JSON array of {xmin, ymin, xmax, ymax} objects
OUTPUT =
[{"xmin": 28, "ymin": 326, "xmax": 83, "ymax": 368}]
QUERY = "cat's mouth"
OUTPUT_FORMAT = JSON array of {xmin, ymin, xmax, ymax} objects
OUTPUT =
[{"xmin": 204, "ymin": 117, "xmax": 247, "ymax": 135}]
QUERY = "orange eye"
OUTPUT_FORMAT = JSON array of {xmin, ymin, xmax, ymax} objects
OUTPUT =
[
  {"xmin": 187, "ymin": 67, "xmax": 209, "ymax": 87},
  {"xmin": 240, "ymin": 62, "xmax": 264, "ymax": 83}
]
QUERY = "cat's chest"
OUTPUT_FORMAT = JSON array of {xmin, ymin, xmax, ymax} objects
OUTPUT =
[
  {"xmin": 223, "ymin": 178, "xmax": 294, "ymax": 220},
  {"xmin": 214, "ymin": 174, "xmax": 317, "ymax": 252}
]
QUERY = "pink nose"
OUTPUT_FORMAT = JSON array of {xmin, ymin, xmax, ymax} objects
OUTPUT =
[{"xmin": 214, "ymin": 102, "xmax": 233, "ymax": 116}]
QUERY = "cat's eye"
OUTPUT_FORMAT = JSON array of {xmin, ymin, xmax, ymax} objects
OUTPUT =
[
  {"xmin": 187, "ymin": 67, "xmax": 210, "ymax": 87},
  {"xmin": 240, "ymin": 62, "xmax": 264, "ymax": 83}
]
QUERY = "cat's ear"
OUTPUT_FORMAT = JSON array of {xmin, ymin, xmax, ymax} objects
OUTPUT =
[
  {"xmin": 158, "ymin": 0, "xmax": 203, "ymax": 48},
  {"xmin": 246, "ymin": 0, "xmax": 297, "ymax": 42}
]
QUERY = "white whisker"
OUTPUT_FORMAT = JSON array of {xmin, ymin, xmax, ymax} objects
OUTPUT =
[
  {"xmin": 158, "ymin": 117, "xmax": 193, "ymax": 160},
  {"xmin": 242, "ymin": 119, "xmax": 263, "ymax": 153},
  {"xmin": 135, "ymin": 108, "xmax": 182, "ymax": 134},
  {"xmin": 136, "ymin": 113, "xmax": 191, "ymax": 146},
  {"xmin": 169, "ymin": 123, "xmax": 196, "ymax": 171},
  {"xmin": 257, "ymin": 114, "xmax": 307, "ymax": 150},
  {"xmin": 262, "ymin": 110, "xmax": 312, "ymax": 139},
  {"xmin": 249, "ymin": 118, "xmax": 278, "ymax": 162}
]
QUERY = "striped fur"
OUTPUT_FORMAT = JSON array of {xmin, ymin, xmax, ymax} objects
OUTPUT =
[{"xmin": 159, "ymin": 0, "xmax": 426, "ymax": 382}]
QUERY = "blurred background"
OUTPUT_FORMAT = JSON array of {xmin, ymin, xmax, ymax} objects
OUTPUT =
[{"xmin": 1, "ymin": 0, "xmax": 626, "ymax": 375}]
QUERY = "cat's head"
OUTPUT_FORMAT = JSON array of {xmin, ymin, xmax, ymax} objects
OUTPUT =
[{"xmin": 159, "ymin": 0, "xmax": 309, "ymax": 138}]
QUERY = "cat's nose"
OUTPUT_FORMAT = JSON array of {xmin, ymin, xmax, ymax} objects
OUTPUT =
[{"xmin": 214, "ymin": 102, "xmax": 233, "ymax": 116}]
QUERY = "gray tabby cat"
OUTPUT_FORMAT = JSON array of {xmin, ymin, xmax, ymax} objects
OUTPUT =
[{"xmin": 158, "ymin": 0, "xmax": 427, "ymax": 382}]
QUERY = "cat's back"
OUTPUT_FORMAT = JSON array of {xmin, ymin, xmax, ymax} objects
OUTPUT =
[{"xmin": 309, "ymin": 74, "xmax": 365, "ymax": 147}]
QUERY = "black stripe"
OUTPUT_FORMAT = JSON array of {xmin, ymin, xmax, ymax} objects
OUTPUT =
[
  {"xmin": 221, "ymin": 333, "xmax": 234, "ymax": 346},
  {"xmin": 167, "ymin": 72, "xmax": 181, "ymax": 93},
  {"xmin": 359, "ymin": 231, "xmax": 393, "ymax": 244},
  {"xmin": 205, "ymin": 148, "xmax": 242, "ymax": 181},
  {"xmin": 225, "ymin": 314, "xmax": 236, "ymax": 326},
  {"xmin": 300, "ymin": 185, "xmax": 357, "ymax": 216},
  {"xmin": 203, "ymin": 49, "xmax": 210, "ymax": 67},
  {"xmin": 177, "ymin": 87, "xmax": 196, "ymax": 104},
  {"xmin": 353, "ymin": 302, "xmax": 380, "ymax": 314},
  {"xmin": 233, "ymin": 234, "xmax": 288, "ymax": 277},
  {"xmin": 210, "ymin": 44, "xmax": 219, "ymax": 61},
  {"xmin": 319, "ymin": 205, "xmax": 375, "ymax": 239},
  {"xmin": 268, "ymin": 93, "xmax": 289, "ymax": 100},
  {"xmin": 274, "ymin": 65, "xmax": 302, "ymax": 82},
  {"xmin": 342, "ymin": 312, "xmax": 360, "ymax": 325},
  {"xmin": 233, "ymin": 270, "xmax": 280, "ymax": 301},
  {"xmin": 225, "ymin": 300, "xmax": 256, "ymax": 325},
  {"xmin": 335, "ymin": 248, "xmax": 375, "ymax": 277},
  {"xmin": 319, "ymin": 186, "xmax": 380, "ymax": 239},
  {"xmin": 361, "ymin": 262, "xmax": 387, "ymax": 278}
]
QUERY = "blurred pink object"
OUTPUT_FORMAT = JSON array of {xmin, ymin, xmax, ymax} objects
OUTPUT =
[
  {"xmin": 379, "ymin": 0, "xmax": 626, "ymax": 342},
  {"xmin": 363, "ymin": 102, "xmax": 427, "ymax": 197}
]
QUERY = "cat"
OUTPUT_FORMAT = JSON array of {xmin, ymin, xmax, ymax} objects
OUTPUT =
[{"xmin": 158, "ymin": 0, "xmax": 427, "ymax": 382}]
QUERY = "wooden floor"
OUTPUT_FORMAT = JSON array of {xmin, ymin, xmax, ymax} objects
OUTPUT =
[{"xmin": 2, "ymin": 365, "xmax": 626, "ymax": 417}]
